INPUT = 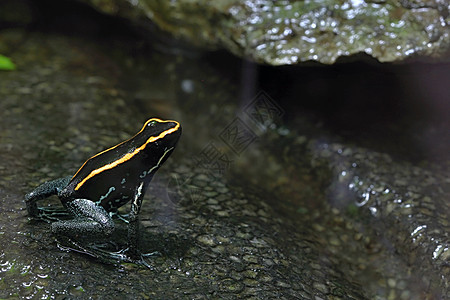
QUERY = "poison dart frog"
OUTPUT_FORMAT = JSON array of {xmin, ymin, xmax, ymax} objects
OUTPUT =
[{"xmin": 25, "ymin": 118, "xmax": 181, "ymax": 261}]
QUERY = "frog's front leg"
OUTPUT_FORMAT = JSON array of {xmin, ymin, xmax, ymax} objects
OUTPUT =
[
  {"xmin": 51, "ymin": 199, "xmax": 114, "ymax": 240},
  {"xmin": 127, "ymin": 182, "xmax": 146, "ymax": 258},
  {"xmin": 25, "ymin": 176, "xmax": 72, "ymax": 217}
]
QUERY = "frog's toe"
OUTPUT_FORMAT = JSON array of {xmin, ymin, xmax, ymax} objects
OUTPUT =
[
  {"xmin": 126, "ymin": 250, "xmax": 158, "ymax": 269},
  {"xmin": 141, "ymin": 251, "xmax": 161, "ymax": 257},
  {"xmin": 87, "ymin": 245, "xmax": 154, "ymax": 268}
]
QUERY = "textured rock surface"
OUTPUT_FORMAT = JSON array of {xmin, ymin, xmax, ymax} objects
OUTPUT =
[
  {"xmin": 311, "ymin": 140, "xmax": 450, "ymax": 297},
  {"xmin": 84, "ymin": 0, "xmax": 450, "ymax": 64},
  {"xmin": 0, "ymin": 32, "xmax": 369, "ymax": 299},
  {"xmin": 0, "ymin": 2, "xmax": 448, "ymax": 298}
]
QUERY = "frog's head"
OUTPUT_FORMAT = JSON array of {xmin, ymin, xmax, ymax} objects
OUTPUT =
[
  {"xmin": 143, "ymin": 118, "xmax": 181, "ymax": 144},
  {"xmin": 139, "ymin": 118, "xmax": 182, "ymax": 165}
]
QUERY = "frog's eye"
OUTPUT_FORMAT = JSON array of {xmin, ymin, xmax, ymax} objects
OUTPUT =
[{"xmin": 148, "ymin": 120, "xmax": 157, "ymax": 127}]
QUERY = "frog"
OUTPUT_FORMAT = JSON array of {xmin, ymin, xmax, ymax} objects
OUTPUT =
[{"xmin": 25, "ymin": 118, "xmax": 181, "ymax": 263}]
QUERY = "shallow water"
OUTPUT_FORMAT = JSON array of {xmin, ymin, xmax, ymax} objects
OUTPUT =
[{"xmin": 0, "ymin": 6, "xmax": 448, "ymax": 299}]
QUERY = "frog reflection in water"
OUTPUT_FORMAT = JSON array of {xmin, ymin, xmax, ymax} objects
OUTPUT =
[{"xmin": 25, "ymin": 118, "xmax": 181, "ymax": 263}]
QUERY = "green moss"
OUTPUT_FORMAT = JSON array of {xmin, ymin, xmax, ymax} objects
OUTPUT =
[{"xmin": 0, "ymin": 55, "xmax": 15, "ymax": 71}]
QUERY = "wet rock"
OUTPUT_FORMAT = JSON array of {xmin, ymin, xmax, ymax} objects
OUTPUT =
[
  {"xmin": 1, "ymin": 7, "xmax": 447, "ymax": 298},
  {"xmin": 311, "ymin": 139, "xmax": 449, "ymax": 297},
  {"xmin": 0, "ymin": 32, "xmax": 368, "ymax": 298},
  {"xmin": 83, "ymin": 0, "xmax": 449, "ymax": 64},
  {"xmin": 228, "ymin": 114, "xmax": 448, "ymax": 299}
]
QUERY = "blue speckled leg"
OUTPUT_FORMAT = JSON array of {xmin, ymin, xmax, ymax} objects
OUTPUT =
[
  {"xmin": 25, "ymin": 176, "xmax": 72, "ymax": 217},
  {"xmin": 51, "ymin": 199, "xmax": 115, "ymax": 240}
]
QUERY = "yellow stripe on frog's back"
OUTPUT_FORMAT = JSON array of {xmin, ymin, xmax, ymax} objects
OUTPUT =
[{"xmin": 73, "ymin": 119, "xmax": 180, "ymax": 191}]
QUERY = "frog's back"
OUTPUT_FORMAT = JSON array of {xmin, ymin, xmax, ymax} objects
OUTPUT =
[
  {"xmin": 60, "ymin": 118, "xmax": 181, "ymax": 211},
  {"xmin": 60, "ymin": 140, "xmax": 143, "ymax": 210}
]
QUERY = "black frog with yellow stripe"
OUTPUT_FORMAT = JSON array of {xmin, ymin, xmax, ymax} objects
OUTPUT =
[{"xmin": 25, "ymin": 118, "xmax": 181, "ymax": 261}]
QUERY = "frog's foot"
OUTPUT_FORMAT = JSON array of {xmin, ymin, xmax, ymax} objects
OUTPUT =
[
  {"xmin": 113, "ymin": 213, "xmax": 130, "ymax": 224},
  {"xmin": 116, "ymin": 247, "xmax": 161, "ymax": 268},
  {"xmin": 56, "ymin": 238, "xmax": 124, "ymax": 265},
  {"xmin": 34, "ymin": 206, "xmax": 72, "ymax": 222},
  {"xmin": 58, "ymin": 239, "xmax": 159, "ymax": 268},
  {"xmin": 98, "ymin": 245, "xmax": 161, "ymax": 268},
  {"xmin": 55, "ymin": 236, "xmax": 159, "ymax": 268},
  {"xmin": 26, "ymin": 206, "xmax": 72, "ymax": 223}
]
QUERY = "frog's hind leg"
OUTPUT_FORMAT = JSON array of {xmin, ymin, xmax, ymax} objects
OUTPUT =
[
  {"xmin": 52, "ymin": 199, "xmax": 123, "ymax": 263},
  {"xmin": 25, "ymin": 176, "xmax": 72, "ymax": 218},
  {"xmin": 51, "ymin": 199, "xmax": 115, "ymax": 241}
]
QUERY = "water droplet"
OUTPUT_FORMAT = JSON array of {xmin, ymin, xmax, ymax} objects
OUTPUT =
[{"xmin": 411, "ymin": 225, "xmax": 427, "ymax": 237}]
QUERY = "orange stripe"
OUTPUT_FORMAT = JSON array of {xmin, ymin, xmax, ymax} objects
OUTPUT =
[
  {"xmin": 74, "ymin": 119, "xmax": 180, "ymax": 191},
  {"xmin": 72, "ymin": 118, "xmax": 171, "ymax": 180}
]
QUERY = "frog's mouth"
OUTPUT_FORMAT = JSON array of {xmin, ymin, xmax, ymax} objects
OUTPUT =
[{"xmin": 161, "ymin": 123, "xmax": 181, "ymax": 147}]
